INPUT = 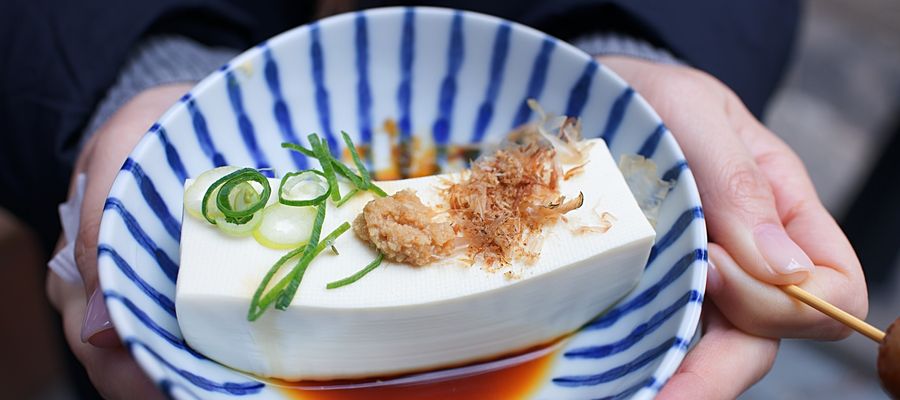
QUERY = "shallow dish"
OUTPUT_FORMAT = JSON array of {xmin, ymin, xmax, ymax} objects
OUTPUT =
[{"xmin": 98, "ymin": 7, "xmax": 707, "ymax": 399}]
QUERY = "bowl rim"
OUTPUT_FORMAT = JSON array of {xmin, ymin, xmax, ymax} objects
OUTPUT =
[{"xmin": 98, "ymin": 6, "xmax": 707, "ymax": 399}]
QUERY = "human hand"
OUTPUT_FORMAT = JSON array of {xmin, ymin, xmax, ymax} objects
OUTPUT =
[
  {"xmin": 46, "ymin": 83, "xmax": 193, "ymax": 399},
  {"xmin": 658, "ymin": 303, "xmax": 779, "ymax": 399},
  {"xmin": 599, "ymin": 55, "xmax": 868, "ymax": 396}
]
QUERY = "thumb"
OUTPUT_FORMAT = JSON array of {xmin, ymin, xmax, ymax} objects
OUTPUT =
[
  {"xmin": 702, "ymin": 156, "xmax": 814, "ymax": 286},
  {"xmin": 642, "ymin": 78, "xmax": 815, "ymax": 285},
  {"xmin": 73, "ymin": 83, "xmax": 195, "ymax": 346},
  {"xmin": 602, "ymin": 55, "xmax": 814, "ymax": 286},
  {"xmin": 73, "ymin": 154, "xmax": 119, "ymax": 347}
]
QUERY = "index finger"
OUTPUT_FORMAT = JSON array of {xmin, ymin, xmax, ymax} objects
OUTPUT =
[{"xmin": 726, "ymin": 94, "xmax": 868, "ymax": 318}]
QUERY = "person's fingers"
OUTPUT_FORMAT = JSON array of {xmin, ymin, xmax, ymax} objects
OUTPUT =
[
  {"xmin": 50, "ymin": 271, "xmax": 164, "ymax": 399},
  {"xmin": 708, "ymin": 243, "xmax": 855, "ymax": 339},
  {"xmin": 727, "ymin": 98, "xmax": 868, "ymax": 325},
  {"xmin": 657, "ymin": 302, "xmax": 778, "ymax": 400},
  {"xmin": 661, "ymin": 83, "xmax": 814, "ymax": 286},
  {"xmin": 74, "ymin": 83, "xmax": 194, "ymax": 345},
  {"xmin": 601, "ymin": 56, "xmax": 814, "ymax": 287}
]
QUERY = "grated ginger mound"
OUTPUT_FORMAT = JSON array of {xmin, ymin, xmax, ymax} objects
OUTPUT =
[{"xmin": 354, "ymin": 189, "xmax": 455, "ymax": 266}]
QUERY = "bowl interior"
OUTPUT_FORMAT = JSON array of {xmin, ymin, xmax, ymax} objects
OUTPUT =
[{"xmin": 98, "ymin": 7, "xmax": 706, "ymax": 400}]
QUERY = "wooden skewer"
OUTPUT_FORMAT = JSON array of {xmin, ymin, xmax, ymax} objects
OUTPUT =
[{"xmin": 781, "ymin": 284, "xmax": 885, "ymax": 343}]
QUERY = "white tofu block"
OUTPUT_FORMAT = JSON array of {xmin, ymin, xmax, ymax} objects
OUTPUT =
[{"xmin": 176, "ymin": 139, "xmax": 655, "ymax": 380}]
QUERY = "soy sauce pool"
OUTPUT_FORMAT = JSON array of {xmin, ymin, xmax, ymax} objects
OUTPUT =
[{"xmin": 265, "ymin": 341, "xmax": 561, "ymax": 400}]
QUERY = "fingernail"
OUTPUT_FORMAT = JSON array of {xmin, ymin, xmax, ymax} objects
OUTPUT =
[
  {"xmin": 81, "ymin": 288, "xmax": 112, "ymax": 343},
  {"xmin": 753, "ymin": 223, "xmax": 815, "ymax": 276}
]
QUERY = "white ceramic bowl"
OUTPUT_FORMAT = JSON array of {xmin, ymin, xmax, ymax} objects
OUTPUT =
[{"xmin": 98, "ymin": 7, "xmax": 707, "ymax": 399}]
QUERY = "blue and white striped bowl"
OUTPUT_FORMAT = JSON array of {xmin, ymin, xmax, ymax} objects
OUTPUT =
[{"xmin": 98, "ymin": 7, "xmax": 706, "ymax": 399}]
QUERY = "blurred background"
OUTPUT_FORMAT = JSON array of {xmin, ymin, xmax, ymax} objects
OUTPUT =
[
  {"xmin": 1, "ymin": 0, "xmax": 898, "ymax": 398},
  {"xmin": 745, "ymin": 0, "xmax": 900, "ymax": 398}
]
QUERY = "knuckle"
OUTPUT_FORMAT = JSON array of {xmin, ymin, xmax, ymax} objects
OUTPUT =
[
  {"xmin": 754, "ymin": 147, "xmax": 807, "ymax": 177},
  {"xmin": 779, "ymin": 198, "xmax": 812, "ymax": 227},
  {"xmin": 717, "ymin": 161, "xmax": 774, "ymax": 216}
]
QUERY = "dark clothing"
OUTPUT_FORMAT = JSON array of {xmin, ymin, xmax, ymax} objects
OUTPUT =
[{"xmin": 0, "ymin": 0, "xmax": 799, "ymax": 252}]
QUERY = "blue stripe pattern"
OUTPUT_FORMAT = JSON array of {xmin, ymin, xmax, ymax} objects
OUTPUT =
[
  {"xmin": 159, "ymin": 379, "xmax": 202, "ymax": 400},
  {"xmin": 594, "ymin": 378, "xmax": 656, "ymax": 400},
  {"xmin": 104, "ymin": 198, "xmax": 179, "ymax": 282},
  {"xmin": 600, "ymin": 88, "xmax": 635, "ymax": 145},
  {"xmin": 397, "ymin": 7, "xmax": 415, "ymax": 141},
  {"xmin": 512, "ymin": 38, "xmax": 555, "ymax": 128},
  {"xmin": 310, "ymin": 23, "xmax": 338, "ymax": 153},
  {"xmin": 184, "ymin": 97, "xmax": 227, "ymax": 167},
  {"xmin": 263, "ymin": 46, "xmax": 308, "ymax": 170},
  {"xmin": 99, "ymin": 244, "xmax": 176, "ymax": 317},
  {"xmin": 152, "ymin": 124, "xmax": 189, "ymax": 183},
  {"xmin": 584, "ymin": 249, "xmax": 706, "ymax": 331},
  {"xmin": 647, "ymin": 207, "xmax": 704, "ymax": 266},
  {"xmin": 637, "ymin": 123, "xmax": 667, "ymax": 158},
  {"xmin": 99, "ymin": 9, "xmax": 707, "ymax": 399},
  {"xmin": 565, "ymin": 290, "xmax": 702, "ymax": 359},
  {"xmin": 471, "ymin": 22, "xmax": 510, "ymax": 142},
  {"xmin": 105, "ymin": 291, "xmax": 205, "ymax": 359},
  {"xmin": 121, "ymin": 159, "xmax": 181, "ymax": 241},
  {"xmin": 226, "ymin": 70, "xmax": 272, "ymax": 176},
  {"xmin": 553, "ymin": 337, "xmax": 689, "ymax": 387},
  {"xmin": 355, "ymin": 12, "xmax": 374, "ymax": 155},
  {"xmin": 565, "ymin": 61, "xmax": 598, "ymax": 118},
  {"xmin": 663, "ymin": 160, "xmax": 689, "ymax": 182},
  {"xmin": 432, "ymin": 11, "xmax": 464, "ymax": 147},
  {"xmin": 126, "ymin": 340, "xmax": 264, "ymax": 395}
]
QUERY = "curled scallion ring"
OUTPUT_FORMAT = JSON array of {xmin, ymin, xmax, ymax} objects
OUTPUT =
[
  {"xmin": 202, "ymin": 168, "xmax": 271, "ymax": 225},
  {"xmin": 278, "ymin": 170, "xmax": 331, "ymax": 207}
]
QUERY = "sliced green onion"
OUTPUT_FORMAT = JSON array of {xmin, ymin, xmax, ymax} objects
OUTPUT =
[
  {"xmin": 335, "ymin": 188, "xmax": 360, "ymax": 207},
  {"xmin": 184, "ymin": 166, "xmax": 240, "ymax": 220},
  {"xmin": 330, "ymin": 159, "xmax": 386, "ymax": 196},
  {"xmin": 279, "ymin": 170, "xmax": 330, "ymax": 207},
  {"xmin": 275, "ymin": 202, "xmax": 326, "ymax": 310},
  {"xmin": 308, "ymin": 134, "xmax": 341, "ymax": 203},
  {"xmin": 326, "ymin": 253, "xmax": 384, "ymax": 289},
  {"xmin": 368, "ymin": 182, "xmax": 388, "ymax": 198},
  {"xmin": 283, "ymin": 141, "xmax": 364, "ymax": 188},
  {"xmin": 247, "ymin": 244, "xmax": 306, "ymax": 321},
  {"xmin": 228, "ymin": 181, "xmax": 262, "ymax": 210},
  {"xmin": 330, "ymin": 158, "xmax": 367, "ymax": 189},
  {"xmin": 252, "ymin": 203, "xmax": 316, "ymax": 250},
  {"xmin": 281, "ymin": 142, "xmax": 315, "ymax": 158},
  {"xmin": 283, "ymin": 141, "xmax": 361, "ymax": 188},
  {"xmin": 341, "ymin": 131, "xmax": 370, "ymax": 190},
  {"xmin": 215, "ymin": 212, "xmax": 262, "ymax": 237},
  {"xmin": 282, "ymin": 139, "xmax": 386, "ymax": 197},
  {"xmin": 202, "ymin": 168, "xmax": 271, "ymax": 225},
  {"xmin": 216, "ymin": 170, "xmax": 271, "ymax": 224},
  {"xmin": 211, "ymin": 181, "xmax": 263, "ymax": 236},
  {"xmin": 246, "ymin": 222, "xmax": 351, "ymax": 321},
  {"xmin": 318, "ymin": 222, "xmax": 352, "ymax": 252}
]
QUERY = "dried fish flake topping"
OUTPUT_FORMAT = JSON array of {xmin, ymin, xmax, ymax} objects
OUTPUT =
[{"xmin": 442, "ymin": 137, "xmax": 583, "ymax": 268}]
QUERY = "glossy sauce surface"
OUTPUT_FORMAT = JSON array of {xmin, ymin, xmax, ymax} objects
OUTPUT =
[{"xmin": 278, "ymin": 346, "xmax": 558, "ymax": 400}]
